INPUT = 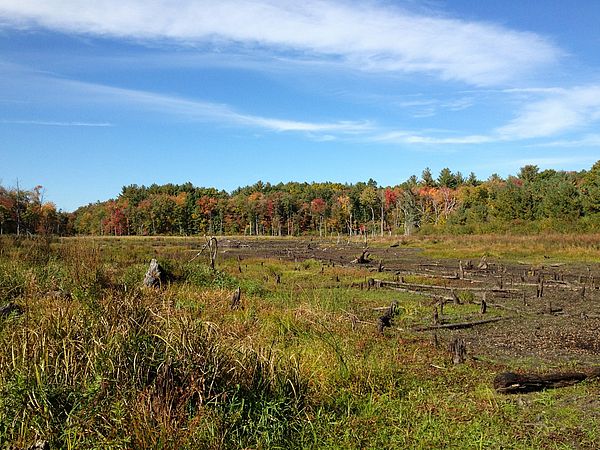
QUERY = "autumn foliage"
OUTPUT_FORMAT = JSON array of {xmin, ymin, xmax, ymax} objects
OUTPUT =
[{"xmin": 3, "ymin": 161, "xmax": 600, "ymax": 236}]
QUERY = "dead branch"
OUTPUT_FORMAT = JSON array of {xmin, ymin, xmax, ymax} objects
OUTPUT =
[{"xmin": 188, "ymin": 236, "xmax": 218, "ymax": 270}]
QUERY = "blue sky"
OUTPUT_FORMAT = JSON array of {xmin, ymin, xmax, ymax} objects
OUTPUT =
[{"xmin": 1, "ymin": 0, "xmax": 600, "ymax": 211}]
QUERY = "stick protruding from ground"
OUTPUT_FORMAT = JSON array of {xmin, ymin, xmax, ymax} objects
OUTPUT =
[{"xmin": 188, "ymin": 236, "xmax": 218, "ymax": 270}]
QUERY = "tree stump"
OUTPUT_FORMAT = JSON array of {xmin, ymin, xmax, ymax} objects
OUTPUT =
[
  {"xmin": 367, "ymin": 278, "xmax": 375, "ymax": 290},
  {"xmin": 352, "ymin": 249, "xmax": 371, "ymax": 264},
  {"xmin": 451, "ymin": 289, "xmax": 461, "ymax": 305},
  {"xmin": 536, "ymin": 279, "xmax": 544, "ymax": 298},
  {"xmin": 377, "ymin": 300, "xmax": 398, "ymax": 334},
  {"xmin": 477, "ymin": 256, "xmax": 488, "ymax": 270},
  {"xmin": 449, "ymin": 337, "xmax": 467, "ymax": 364},
  {"xmin": 230, "ymin": 287, "xmax": 242, "ymax": 310},
  {"xmin": 143, "ymin": 259, "xmax": 164, "ymax": 288}
]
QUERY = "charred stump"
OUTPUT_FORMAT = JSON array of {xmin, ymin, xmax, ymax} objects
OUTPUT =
[
  {"xmin": 352, "ymin": 249, "xmax": 371, "ymax": 264},
  {"xmin": 367, "ymin": 278, "xmax": 375, "ymax": 290},
  {"xmin": 377, "ymin": 300, "xmax": 399, "ymax": 334},
  {"xmin": 536, "ymin": 278, "xmax": 545, "ymax": 298}
]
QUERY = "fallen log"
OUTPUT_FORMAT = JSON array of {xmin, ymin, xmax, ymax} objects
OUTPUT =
[
  {"xmin": 376, "ymin": 279, "xmax": 519, "ymax": 294},
  {"xmin": 494, "ymin": 368, "xmax": 600, "ymax": 394},
  {"xmin": 387, "ymin": 270, "xmax": 468, "ymax": 281},
  {"xmin": 413, "ymin": 316, "xmax": 510, "ymax": 331}
]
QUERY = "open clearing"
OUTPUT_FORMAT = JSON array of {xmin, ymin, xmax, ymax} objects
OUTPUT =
[{"xmin": 1, "ymin": 234, "xmax": 600, "ymax": 449}]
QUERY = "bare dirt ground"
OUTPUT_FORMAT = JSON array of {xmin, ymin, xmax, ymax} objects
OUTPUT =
[{"xmin": 218, "ymin": 236, "xmax": 600, "ymax": 366}]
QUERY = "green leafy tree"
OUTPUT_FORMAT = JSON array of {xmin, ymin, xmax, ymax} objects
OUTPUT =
[
  {"xmin": 581, "ymin": 161, "xmax": 600, "ymax": 215},
  {"xmin": 518, "ymin": 165, "xmax": 540, "ymax": 183},
  {"xmin": 421, "ymin": 167, "xmax": 436, "ymax": 187},
  {"xmin": 437, "ymin": 168, "xmax": 458, "ymax": 188}
]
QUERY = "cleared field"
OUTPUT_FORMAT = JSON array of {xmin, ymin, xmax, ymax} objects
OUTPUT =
[{"xmin": 1, "ymin": 235, "xmax": 599, "ymax": 449}]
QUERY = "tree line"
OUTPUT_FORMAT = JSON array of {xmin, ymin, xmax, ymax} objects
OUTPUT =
[
  {"xmin": 0, "ymin": 184, "xmax": 72, "ymax": 236},
  {"xmin": 2, "ymin": 161, "xmax": 599, "ymax": 237}
]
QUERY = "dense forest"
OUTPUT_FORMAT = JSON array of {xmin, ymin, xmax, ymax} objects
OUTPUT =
[{"xmin": 2, "ymin": 161, "xmax": 600, "ymax": 236}]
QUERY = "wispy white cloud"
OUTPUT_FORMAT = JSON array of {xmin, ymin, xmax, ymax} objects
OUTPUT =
[
  {"xmin": 496, "ymin": 85, "xmax": 600, "ymax": 139},
  {"xmin": 61, "ymin": 79, "xmax": 372, "ymax": 134},
  {"xmin": 394, "ymin": 96, "xmax": 474, "ymax": 118},
  {"xmin": 0, "ymin": 119, "xmax": 113, "ymax": 127},
  {"xmin": 0, "ymin": 0, "xmax": 560, "ymax": 85},
  {"xmin": 371, "ymin": 131, "xmax": 491, "ymax": 145},
  {"xmin": 374, "ymin": 85, "xmax": 600, "ymax": 146},
  {"xmin": 532, "ymin": 134, "xmax": 600, "ymax": 148},
  {"xmin": 96, "ymin": 81, "xmax": 600, "ymax": 145},
  {"xmin": 513, "ymin": 156, "xmax": 598, "ymax": 167}
]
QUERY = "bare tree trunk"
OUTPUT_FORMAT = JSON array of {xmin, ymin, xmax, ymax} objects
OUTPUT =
[{"xmin": 380, "ymin": 190, "xmax": 385, "ymax": 237}]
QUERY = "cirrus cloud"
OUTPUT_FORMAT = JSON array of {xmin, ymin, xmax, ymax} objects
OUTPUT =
[{"xmin": 0, "ymin": 0, "xmax": 560, "ymax": 86}]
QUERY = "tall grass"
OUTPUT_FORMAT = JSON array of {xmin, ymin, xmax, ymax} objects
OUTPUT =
[{"xmin": 0, "ymin": 236, "xmax": 598, "ymax": 448}]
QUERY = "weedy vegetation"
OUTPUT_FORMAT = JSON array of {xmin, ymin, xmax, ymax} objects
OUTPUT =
[{"xmin": 0, "ymin": 235, "xmax": 598, "ymax": 449}]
